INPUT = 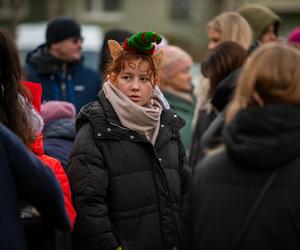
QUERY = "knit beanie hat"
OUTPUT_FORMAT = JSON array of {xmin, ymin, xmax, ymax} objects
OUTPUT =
[
  {"xmin": 288, "ymin": 27, "xmax": 300, "ymax": 44},
  {"xmin": 40, "ymin": 101, "xmax": 76, "ymax": 126},
  {"xmin": 160, "ymin": 45, "xmax": 193, "ymax": 78},
  {"xmin": 46, "ymin": 16, "xmax": 81, "ymax": 44},
  {"xmin": 238, "ymin": 4, "xmax": 281, "ymax": 41}
]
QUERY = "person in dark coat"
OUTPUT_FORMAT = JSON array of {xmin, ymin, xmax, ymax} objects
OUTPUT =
[
  {"xmin": 0, "ymin": 122, "xmax": 70, "ymax": 250},
  {"xmin": 41, "ymin": 101, "xmax": 76, "ymax": 169},
  {"xmin": 182, "ymin": 43, "xmax": 300, "ymax": 250},
  {"xmin": 67, "ymin": 32, "xmax": 190, "ymax": 250},
  {"xmin": 0, "ymin": 26, "xmax": 71, "ymax": 250},
  {"xmin": 189, "ymin": 41, "xmax": 247, "ymax": 169},
  {"xmin": 24, "ymin": 16, "xmax": 101, "ymax": 112}
]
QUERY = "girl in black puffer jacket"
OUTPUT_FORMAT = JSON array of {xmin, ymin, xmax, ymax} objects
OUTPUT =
[{"xmin": 67, "ymin": 32, "xmax": 190, "ymax": 250}]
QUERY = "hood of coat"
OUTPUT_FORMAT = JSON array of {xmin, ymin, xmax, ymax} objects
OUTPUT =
[
  {"xmin": 30, "ymin": 132, "xmax": 44, "ymax": 156},
  {"xmin": 26, "ymin": 44, "xmax": 80, "ymax": 75},
  {"xmin": 211, "ymin": 69, "xmax": 241, "ymax": 112},
  {"xmin": 43, "ymin": 118, "xmax": 76, "ymax": 140},
  {"xmin": 224, "ymin": 104, "xmax": 300, "ymax": 170}
]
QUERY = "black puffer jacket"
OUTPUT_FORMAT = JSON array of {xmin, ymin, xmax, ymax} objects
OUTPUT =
[
  {"xmin": 183, "ymin": 104, "xmax": 300, "ymax": 250},
  {"xmin": 67, "ymin": 91, "xmax": 190, "ymax": 250}
]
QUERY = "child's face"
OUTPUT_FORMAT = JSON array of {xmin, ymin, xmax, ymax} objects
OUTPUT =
[{"xmin": 113, "ymin": 58, "xmax": 155, "ymax": 106}]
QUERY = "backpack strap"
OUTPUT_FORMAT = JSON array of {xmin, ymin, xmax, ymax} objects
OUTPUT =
[{"xmin": 231, "ymin": 168, "xmax": 279, "ymax": 250}]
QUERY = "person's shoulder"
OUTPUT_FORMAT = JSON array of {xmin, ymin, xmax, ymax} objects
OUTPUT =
[
  {"xmin": 0, "ymin": 123, "xmax": 22, "ymax": 147},
  {"xmin": 194, "ymin": 147, "xmax": 231, "ymax": 179},
  {"xmin": 161, "ymin": 108, "xmax": 186, "ymax": 131},
  {"xmin": 76, "ymin": 98, "xmax": 105, "ymax": 130}
]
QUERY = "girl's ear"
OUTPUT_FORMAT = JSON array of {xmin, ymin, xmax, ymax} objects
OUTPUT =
[
  {"xmin": 153, "ymin": 49, "xmax": 164, "ymax": 69},
  {"xmin": 108, "ymin": 40, "xmax": 123, "ymax": 60}
]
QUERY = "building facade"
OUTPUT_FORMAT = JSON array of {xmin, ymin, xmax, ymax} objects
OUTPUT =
[{"xmin": 0, "ymin": 0, "xmax": 299, "ymax": 61}]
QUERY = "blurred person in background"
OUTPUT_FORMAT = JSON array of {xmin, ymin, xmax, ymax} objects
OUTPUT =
[
  {"xmin": 22, "ymin": 81, "xmax": 76, "ymax": 250},
  {"xmin": 206, "ymin": 11, "xmax": 253, "ymax": 51},
  {"xmin": 183, "ymin": 43, "xmax": 300, "ymax": 250},
  {"xmin": 190, "ymin": 12, "xmax": 252, "ymax": 169},
  {"xmin": 0, "ymin": 26, "xmax": 71, "ymax": 249},
  {"xmin": 238, "ymin": 3, "xmax": 281, "ymax": 45},
  {"xmin": 41, "ymin": 101, "xmax": 76, "ymax": 170},
  {"xmin": 159, "ymin": 45, "xmax": 195, "ymax": 151},
  {"xmin": 24, "ymin": 16, "xmax": 101, "ymax": 112},
  {"xmin": 189, "ymin": 41, "xmax": 247, "ymax": 169},
  {"xmin": 288, "ymin": 27, "xmax": 300, "ymax": 49}
]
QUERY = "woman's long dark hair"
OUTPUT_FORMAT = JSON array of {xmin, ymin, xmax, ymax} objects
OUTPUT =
[{"xmin": 0, "ymin": 27, "xmax": 35, "ymax": 145}]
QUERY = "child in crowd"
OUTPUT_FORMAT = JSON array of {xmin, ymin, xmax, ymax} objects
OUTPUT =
[{"xmin": 67, "ymin": 32, "xmax": 190, "ymax": 250}]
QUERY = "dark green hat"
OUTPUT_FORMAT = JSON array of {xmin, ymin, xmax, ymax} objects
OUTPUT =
[{"xmin": 238, "ymin": 4, "xmax": 281, "ymax": 41}]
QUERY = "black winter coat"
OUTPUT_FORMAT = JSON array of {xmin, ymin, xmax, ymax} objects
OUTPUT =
[
  {"xmin": 0, "ymin": 123, "xmax": 70, "ymax": 250},
  {"xmin": 183, "ymin": 104, "xmax": 300, "ymax": 250},
  {"xmin": 67, "ymin": 91, "xmax": 190, "ymax": 250},
  {"xmin": 188, "ymin": 69, "xmax": 240, "ymax": 169}
]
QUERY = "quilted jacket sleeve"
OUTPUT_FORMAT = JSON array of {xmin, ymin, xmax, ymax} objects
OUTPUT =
[{"xmin": 67, "ymin": 123, "xmax": 120, "ymax": 250}]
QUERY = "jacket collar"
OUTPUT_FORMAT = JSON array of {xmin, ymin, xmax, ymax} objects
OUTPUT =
[{"xmin": 78, "ymin": 90, "xmax": 185, "ymax": 149}]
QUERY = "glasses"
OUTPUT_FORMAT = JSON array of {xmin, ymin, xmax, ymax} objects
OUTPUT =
[{"xmin": 70, "ymin": 37, "xmax": 84, "ymax": 44}]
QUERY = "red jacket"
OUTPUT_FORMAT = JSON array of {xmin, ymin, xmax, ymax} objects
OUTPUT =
[{"xmin": 31, "ymin": 133, "xmax": 76, "ymax": 230}]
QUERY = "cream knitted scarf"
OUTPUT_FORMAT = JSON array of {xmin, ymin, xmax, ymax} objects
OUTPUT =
[{"xmin": 103, "ymin": 81, "xmax": 162, "ymax": 145}]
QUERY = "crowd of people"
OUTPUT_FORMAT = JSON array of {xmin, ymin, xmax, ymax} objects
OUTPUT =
[{"xmin": 2, "ymin": 3, "xmax": 300, "ymax": 250}]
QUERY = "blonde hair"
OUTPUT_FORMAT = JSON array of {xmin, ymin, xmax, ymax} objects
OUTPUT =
[
  {"xmin": 208, "ymin": 11, "xmax": 253, "ymax": 49},
  {"xmin": 226, "ymin": 43, "xmax": 300, "ymax": 123}
]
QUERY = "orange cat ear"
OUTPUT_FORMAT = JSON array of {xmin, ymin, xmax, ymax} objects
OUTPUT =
[
  {"xmin": 153, "ymin": 49, "xmax": 164, "ymax": 69},
  {"xmin": 108, "ymin": 40, "xmax": 123, "ymax": 60}
]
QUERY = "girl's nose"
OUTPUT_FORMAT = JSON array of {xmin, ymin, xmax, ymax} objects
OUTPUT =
[{"xmin": 131, "ymin": 78, "xmax": 141, "ymax": 90}]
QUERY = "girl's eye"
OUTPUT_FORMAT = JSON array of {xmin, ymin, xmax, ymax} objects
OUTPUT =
[
  {"xmin": 141, "ymin": 77, "xmax": 149, "ymax": 82},
  {"xmin": 122, "ymin": 75, "xmax": 131, "ymax": 80}
]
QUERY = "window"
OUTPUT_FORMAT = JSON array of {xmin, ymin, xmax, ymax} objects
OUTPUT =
[
  {"xmin": 103, "ymin": 0, "xmax": 121, "ymax": 11},
  {"xmin": 84, "ymin": 0, "xmax": 121, "ymax": 12},
  {"xmin": 80, "ymin": 0, "xmax": 124, "ymax": 23},
  {"xmin": 0, "ymin": 0, "xmax": 28, "ymax": 20},
  {"xmin": 170, "ymin": 0, "xmax": 190, "ymax": 20}
]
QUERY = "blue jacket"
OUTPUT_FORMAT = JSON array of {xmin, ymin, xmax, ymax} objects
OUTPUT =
[
  {"xmin": 0, "ymin": 123, "xmax": 70, "ymax": 250},
  {"xmin": 25, "ymin": 44, "xmax": 101, "ymax": 112},
  {"xmin": 43, "ymin": 118, "xmax": 76, "ymax": 169}
]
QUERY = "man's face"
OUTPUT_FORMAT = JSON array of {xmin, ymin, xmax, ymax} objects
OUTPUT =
[{"xmin": 50, "ymin": 37, "xmax": 83, "ymax": 62}]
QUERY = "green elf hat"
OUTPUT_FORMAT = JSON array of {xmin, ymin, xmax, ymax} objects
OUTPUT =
[
  {"xmin": 122, "ymin": 31, "xmax": 162, "ymax": 54},
  {"xmin": 107, "ymin": 31, "xmax": 164, "ymax": 69}
]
